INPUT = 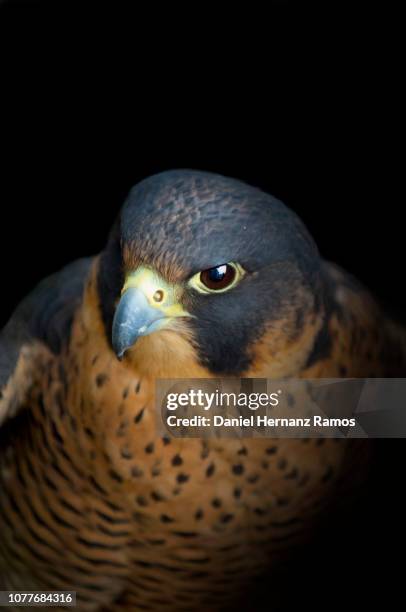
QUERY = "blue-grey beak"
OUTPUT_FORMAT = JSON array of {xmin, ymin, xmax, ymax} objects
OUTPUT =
[{"xmin": 112, "ymin": 287, "xmax": 166, "ymax": 359}]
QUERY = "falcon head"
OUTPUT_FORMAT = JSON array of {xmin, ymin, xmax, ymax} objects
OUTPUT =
[{"xmin": 98, "ymin": 170, "xmax": 324, "ymax": 376}]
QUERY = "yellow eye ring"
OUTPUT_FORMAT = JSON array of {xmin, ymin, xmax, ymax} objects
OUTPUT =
[{"xmin": 188, "ymin": 262, "xmax": 245, "ymax": 294}]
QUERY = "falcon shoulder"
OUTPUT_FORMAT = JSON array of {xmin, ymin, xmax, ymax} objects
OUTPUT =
[
  {"xmin": 0, "ymin": 258, "xmax": 92, "ymax": 426},
  {"xmin": 320, "ymin": 261, "xmax": 406, "ymax": 376}
]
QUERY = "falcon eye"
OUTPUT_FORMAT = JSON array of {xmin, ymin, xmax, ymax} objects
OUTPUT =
[
  {"xmin": 188, "ymin": 262, "xmax": 245, "ymax": 294},
  {"xmin": 200, "ymin": 265, "xmax": 235, "ymax": 290}
]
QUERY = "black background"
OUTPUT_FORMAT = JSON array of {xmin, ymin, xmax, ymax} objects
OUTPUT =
[{"xmin": 0, "ymin": 1, "xmax": 404, "ymax": 610}]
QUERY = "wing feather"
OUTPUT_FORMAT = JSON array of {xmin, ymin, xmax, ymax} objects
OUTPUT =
[{"xmin": 0, "ymin": 258, "xmax": 92, "ymax": 425}]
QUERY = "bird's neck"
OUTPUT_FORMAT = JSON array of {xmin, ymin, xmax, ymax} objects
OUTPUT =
[
  {"xmin": 66, "ymin": 260, "xmax": 209, "ymax": 439},
  {"xmin": 56, "ymin": 259, "xmax": 331, "ymax": 489}
]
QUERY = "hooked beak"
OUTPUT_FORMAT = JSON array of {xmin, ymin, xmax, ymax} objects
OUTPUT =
[
  {"xmin": 112, "ymin": 267, "xmax": 191, "ymax": 359},
  {"xmin": 112, "ymin": 287, "xmax": 167, "ymax": 359}
]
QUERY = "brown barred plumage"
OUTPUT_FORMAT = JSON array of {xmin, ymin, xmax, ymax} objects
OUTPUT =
[{"xmin": 1, "ymin": 171, "xmax": 405, "ymax": 611}]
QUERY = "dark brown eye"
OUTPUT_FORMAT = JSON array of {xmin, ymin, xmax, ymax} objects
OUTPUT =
[{"xmin": 200, "ymin": 264, "xmax": 236, "ymax": 290}]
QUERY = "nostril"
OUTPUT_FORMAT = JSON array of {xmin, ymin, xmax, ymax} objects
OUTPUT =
[{"xmin": 153, "ymin": 289, "xmax": 164, "ymax": 303}]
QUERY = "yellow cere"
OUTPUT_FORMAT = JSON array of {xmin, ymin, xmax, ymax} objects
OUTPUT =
[{"xmin": 122, "ymin": 267, "xmax": 192, "ymax": 318}]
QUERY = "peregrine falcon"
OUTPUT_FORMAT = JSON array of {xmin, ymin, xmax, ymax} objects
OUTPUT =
[{"xmin": 1, "ymin": 170, "xmax": 405, "ymax": 611}]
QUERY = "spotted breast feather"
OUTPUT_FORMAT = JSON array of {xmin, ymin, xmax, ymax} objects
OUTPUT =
[{"xmin": 1, "ymin": 170, "xmax": 405, "ymax": 611}]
